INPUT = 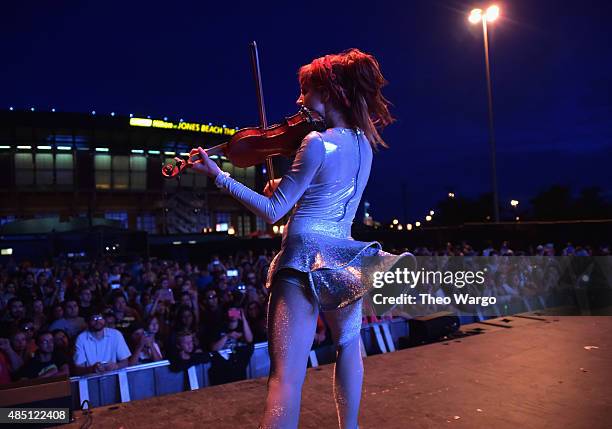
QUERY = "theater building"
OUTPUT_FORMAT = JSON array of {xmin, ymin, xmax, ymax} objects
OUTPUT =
[{"xmin": 0, "ymin": 108, "xmax": 270, "ymax": 236}]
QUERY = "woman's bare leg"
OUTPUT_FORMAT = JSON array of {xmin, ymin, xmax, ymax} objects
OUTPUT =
[
  {"xmin": 259, "ymin": 273, "xmax": 319, "ymax": 429},
  {"xmin": 323, "ymin": 298, "xmax": 364, "ymax": 429}
]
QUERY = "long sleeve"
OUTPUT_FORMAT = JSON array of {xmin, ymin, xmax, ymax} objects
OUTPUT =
[{"xmin": 214, "ymin": 132, "xmax": 325, "ymax": 224}]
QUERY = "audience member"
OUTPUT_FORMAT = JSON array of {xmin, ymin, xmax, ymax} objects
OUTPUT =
[
  {"xmin": 0, "ymin": 242, "xmax": 605, "ymax": 388},
  {"xmin": 208, "ymin": 307, "xmax": 254, "ymax": 385},
  {"xmin": 127, "ymin": 321, "xmax": 163, "ymax": 365},
  {"xmin": 73, "ymin": 313, "xmax": 131, "ymax": 375},
  {"xmin": 48, "ymin": 300, "xmax": 86, "ymax": 339},
  {"xmin": 0, "ymin": 337, "xmax": 23, "ymax": 382},
  {"xmin": 169, "ymin": 331, "xmax": 209, "ymax": 372},
  {"xmin": 15, "ymin": 331, "xmax": 69, "ymax": 380}
]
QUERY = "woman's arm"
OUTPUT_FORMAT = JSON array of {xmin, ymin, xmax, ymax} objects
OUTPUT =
[
  {"xmin": 150, "ymin": 341, "xmax": 163, "ymax": 361},
  {"xmin": 0, "ymin": 340, "xmax": 24, "ymax": 372},
  {"xmin": 195, "ymin": 132, "xmax": 325, "ymax": 224},
  {"xmin": 128, "ymin": 341, "xmax": 145, "ymax": 366},
  {"xmin": 147, "ymin": 295, "xmax": 160, "ymax": 317},
  {"xmin": 240, "ymin": 310, "xmax": 253, "ymax": 344}
]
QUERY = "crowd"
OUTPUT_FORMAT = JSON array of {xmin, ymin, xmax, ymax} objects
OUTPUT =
[
  {"xmin": 389, "ymin": 241, "xmax": 610, "ymax": 317},
  {"xmin": 0, "ymin": 240, "xmax": 608, "ymax": 385},
  {"xmin": 0, "ymin": 251, "xmax": 276, "ymax": 385}
]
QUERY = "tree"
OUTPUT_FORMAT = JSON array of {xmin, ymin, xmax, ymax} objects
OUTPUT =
[
  {"xmin": 435, "ymin": 193, "xmax": 493, "ymax": 225},
  {"xmin": 530, "ymin": 185, "xmax": 573, "ymax": 220},
  {"xmin": 573, "ymin": 187, "xmax": 610, "ymax": 219}
]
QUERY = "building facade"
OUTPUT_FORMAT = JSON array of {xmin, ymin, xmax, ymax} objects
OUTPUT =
[{"xmin": 0, "ymin": 109, "xmax": 271, "ymax": 236}]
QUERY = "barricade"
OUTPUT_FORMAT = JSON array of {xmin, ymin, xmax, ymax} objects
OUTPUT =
[{"xmin": 70, "ymin": 360, "xmax": 210, "ymax": 409}]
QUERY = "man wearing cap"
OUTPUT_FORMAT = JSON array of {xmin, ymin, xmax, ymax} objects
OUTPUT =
[{"xmin": 73, "ymin": 313, "xmax": 131, "ymax": 375}]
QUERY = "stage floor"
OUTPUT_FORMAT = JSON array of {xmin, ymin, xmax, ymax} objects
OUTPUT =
[{"xmin": 67, "ymin": 315, "xmax": 612, "ymax": 429}]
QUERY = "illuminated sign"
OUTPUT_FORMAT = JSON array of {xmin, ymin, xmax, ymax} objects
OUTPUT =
[{"xmin": 129, "ymin": 117, "xmax": 236, "ymax": 136}]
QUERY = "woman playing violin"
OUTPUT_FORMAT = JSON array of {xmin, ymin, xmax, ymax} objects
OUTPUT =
[{"xmin": 191, "ymin": 48, "xmax": 412, "ymax": 429}]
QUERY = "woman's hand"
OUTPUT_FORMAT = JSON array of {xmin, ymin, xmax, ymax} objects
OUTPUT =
[
  {"xmin": 228, "ymin": 331, "xmax": 243, "ymax": 339},
  {"xmin": 263, "ymin": 178, "xmax": 281, "ymax": 197},
  {"xmin": 143, "ymin": 335, "xmax": 154, "ymax": 347},
  {"xmin": 190, "ymin": 147, "xmax": 222, "ymax": 179}
]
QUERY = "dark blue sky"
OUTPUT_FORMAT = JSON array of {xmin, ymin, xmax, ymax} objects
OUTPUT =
[{"xmin": 2, "ymin": 0, "xmax": 610, "ymax": 222}]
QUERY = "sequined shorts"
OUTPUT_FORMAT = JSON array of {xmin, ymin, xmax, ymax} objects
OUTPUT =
[
  {"xmin": 270, "ymin": 269, "xmax": 365, "ymax": 346},
  {"xmin": 272, "ymin": 268, "xmax": 313, "ymax": 297},
  {"xmin": 266, "ymin": 232, "xmax": 416, "ymax": 311},
  {"xmin": 271, "ymin": 266, "xmax": 368, "ymax": 311}
]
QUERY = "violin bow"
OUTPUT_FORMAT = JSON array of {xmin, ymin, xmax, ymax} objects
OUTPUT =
[
  {"xmin": 249, "ymin": 41, "xmax": 276, "ymax": 190},
  {"xmin": 162, "ymin": 42, "xmax": 277, "ymax": 184}
]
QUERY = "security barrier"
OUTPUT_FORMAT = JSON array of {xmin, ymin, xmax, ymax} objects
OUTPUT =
[
  {"xmin": 68, "ymin": 311, "xmax": 536, "ymax": 410},
  {"xmin": 68, "ymin": 319, "xmax": 412, "ymax": 409},
  {"xmin": 70, "ymin": 360, "xmax": 210, "ymax": 409}
]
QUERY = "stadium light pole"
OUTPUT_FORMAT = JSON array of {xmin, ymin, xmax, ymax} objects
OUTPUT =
[{"xmin": 469, "ymin": 5, "xmax": 500, "ymax": 223}]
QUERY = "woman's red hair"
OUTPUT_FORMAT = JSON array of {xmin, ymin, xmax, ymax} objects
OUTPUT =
[{"xmin": 298, "ymin": 48, "xmax": 394, "ymax": 150}]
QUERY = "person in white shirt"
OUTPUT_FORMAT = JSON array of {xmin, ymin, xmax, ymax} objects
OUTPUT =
[{"xmin": 73, "ymin": 313, "xmax": 131, "ymax": 375}]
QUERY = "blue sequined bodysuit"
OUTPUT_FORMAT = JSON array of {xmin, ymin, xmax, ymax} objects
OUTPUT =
[{"xmin": 215, "ymin": 127, "xmax": 413, "ymax": 311}]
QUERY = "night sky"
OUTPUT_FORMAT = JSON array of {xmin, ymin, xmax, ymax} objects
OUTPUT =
[{"xmin": 2, "ymin": 0, "xmax": 610, "ymax": 222}]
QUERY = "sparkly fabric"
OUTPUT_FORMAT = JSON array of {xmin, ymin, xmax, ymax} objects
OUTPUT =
[
  {"xmin": 215, "ymin": 127, "xmax": 415, "ymax": 311},
  {"xmin": 266, "ymin": 230, "xmax": 413, "ymax": 311}
]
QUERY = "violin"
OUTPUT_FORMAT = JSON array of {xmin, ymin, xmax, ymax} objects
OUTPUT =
[{"xmin": 161, "ymin": 107, "xmax": 326, "ymax": 179}]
